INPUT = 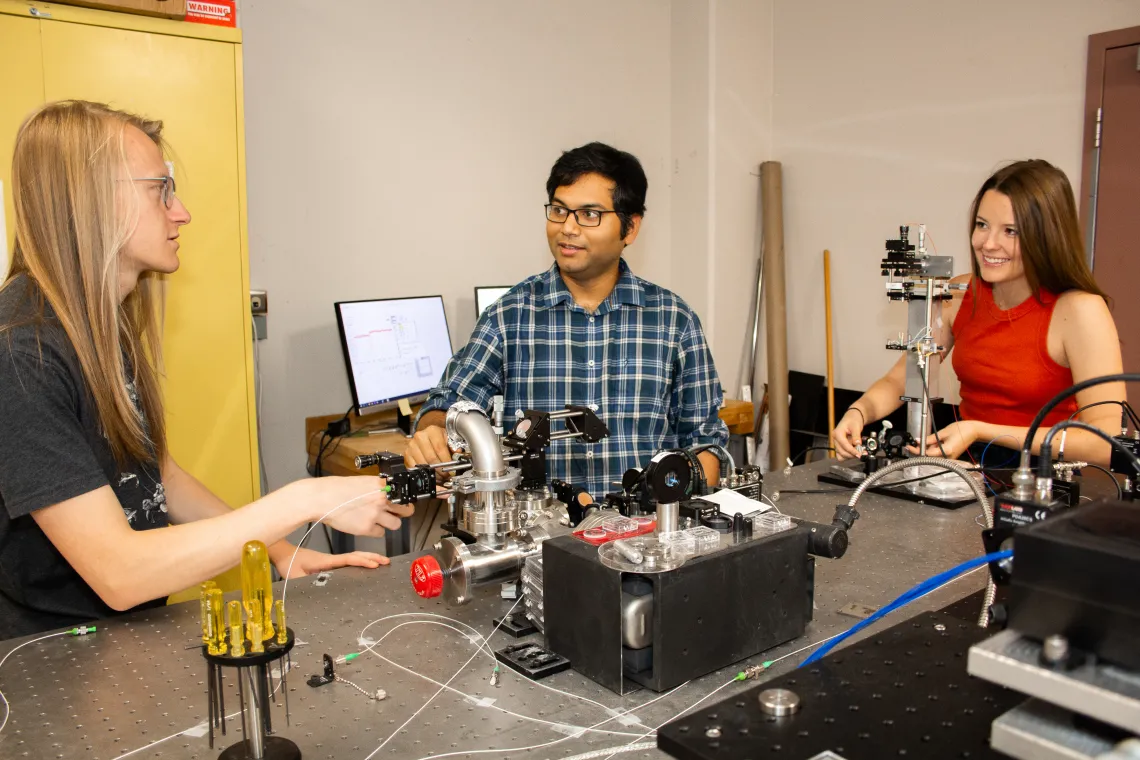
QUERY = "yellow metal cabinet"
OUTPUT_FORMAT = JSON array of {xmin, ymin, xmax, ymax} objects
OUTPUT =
[
  {"xmin": 0, "ymin": 4, "xmax": 259, "ymax": 572},
  {"xmin": 0, "ymin": 13, "xmax": 45, "ymax": 258}
]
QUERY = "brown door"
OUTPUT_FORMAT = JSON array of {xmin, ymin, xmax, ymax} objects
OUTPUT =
[{"xmin": 1082, "ymin": 27, "xmax": 1140, "ymax": 375}]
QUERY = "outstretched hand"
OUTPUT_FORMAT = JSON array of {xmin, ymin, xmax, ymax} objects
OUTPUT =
[{"xmin": 273, "ymin": 546, "xmax": 389, "ymax": 579}]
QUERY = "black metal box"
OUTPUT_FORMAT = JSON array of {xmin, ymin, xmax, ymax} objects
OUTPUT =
[
  {"xmin": 542, "ymin": 528, "xmax": 814, "ymax": 693},
  {"xmin": 1008, "ymin": 499, "xmax": 1140, "ymax": 669}
]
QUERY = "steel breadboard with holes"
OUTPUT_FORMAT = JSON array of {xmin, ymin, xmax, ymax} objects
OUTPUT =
[
  {"xmin": 657, "ymin": 594, "xmax": 1023, "ymax": 760},
  {"xmin": 0, "ymin": 461, "xmax": 1013, "ymax": 760}
]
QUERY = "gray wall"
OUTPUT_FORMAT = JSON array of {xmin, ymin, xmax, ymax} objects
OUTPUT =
[
  {"xmin": 242, "ymin": 0, "xmax": 774, "ymax": 491},
  {"xmin": 241, "ymin": 0, "xmax": 1140, "ymax": 495}
]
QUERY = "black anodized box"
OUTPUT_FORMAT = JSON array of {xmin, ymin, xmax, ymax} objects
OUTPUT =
[{"xmin": 542, "ymin": 527, "xmax": 813, "ymax": 693}]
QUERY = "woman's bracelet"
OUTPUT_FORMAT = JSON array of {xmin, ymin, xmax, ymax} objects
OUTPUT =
[{"xmin": 848, "ymin": 406, "xmax": 866, "ymax": 426}]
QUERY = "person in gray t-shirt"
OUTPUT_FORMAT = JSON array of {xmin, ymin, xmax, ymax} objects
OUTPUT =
[{"xmin": 0, "ymin": 101, "xmax": 412, "ymax": 640}]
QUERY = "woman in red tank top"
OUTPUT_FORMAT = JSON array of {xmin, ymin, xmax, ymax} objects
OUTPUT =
[{"xmin": 833, "ymin": 160, "xmax": 1125, "ymax": 466}]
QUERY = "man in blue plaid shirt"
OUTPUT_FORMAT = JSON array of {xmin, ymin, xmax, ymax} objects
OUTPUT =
[{"xmin": 407, "ymin": 143, "xmax": 728, "ymax": 497}]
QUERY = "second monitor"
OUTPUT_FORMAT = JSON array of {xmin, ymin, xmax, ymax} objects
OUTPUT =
[{"xmin": 475, "ymin": 286, "xmax": 511, "ymax": 319}]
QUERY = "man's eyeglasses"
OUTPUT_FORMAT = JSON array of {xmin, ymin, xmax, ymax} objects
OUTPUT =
[
  {"xmin": 131, "ymin": 176, "xmax": 177, "ymax": 209},
  {"xmin": 545, "ymin": 204, "xmax": 616, "ymax": 228}
]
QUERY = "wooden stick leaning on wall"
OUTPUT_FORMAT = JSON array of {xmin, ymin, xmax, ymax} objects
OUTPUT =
[{"xmin": 824, "ymin": 249, "xmax": 836, "ymax": 458}]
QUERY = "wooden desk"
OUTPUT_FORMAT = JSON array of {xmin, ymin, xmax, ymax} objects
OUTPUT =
[
  {"xmin": 304, "ymin": 400, "xmax": 754, "ymax": 556},
  {"xmin": 304, "ymin": 400, "xmax": 755, "ymax": 477},
  {"xmin": 304, "ymin": 408, "xmax": 414, "ymax": 477}
]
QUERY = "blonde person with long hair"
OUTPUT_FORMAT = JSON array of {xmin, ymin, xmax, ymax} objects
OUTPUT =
[
  {"xmin": 0, "ymin": 101, "xmax": 412, "ymax": 639},
  {"xmin": 833, "ymin": 160, "xmax": 1126, "ymax": 465}
]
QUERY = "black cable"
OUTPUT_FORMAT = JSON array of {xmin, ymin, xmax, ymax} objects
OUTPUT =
[
  {"xmin": 1079, "ymin": 463, "xmax": 1124, "ymax": 500},
  {"xmin": 1039, "ymin": 419, "xmax": 1140, "ymax": 479},
  {"xmin": 324, "ymin": 434, "xmax": 349, "ymax": 461},
  {"xmin": 1025, "ymin": 373, "xmax": 1140, "ymax": 459},
  {"xmin": 687, "ymin": 443, "xmax": 730, "ymax": 458},
  {"xmin": 777, "ymin": 488, "xmax": 848, "ymax": 494},
  {"xmin": 882, "ymin": 468, "xmax": 967, "ymax": 488},
  {"xmin": 678, "ymin": 448, "xmax": 708, "ymax": 495},
  {"xmin": 417, "ymin": 499, "xmax": 443, "ymax": 552},
  {"xmin": 791, "ymin": 445, "xmax": 836, "ymax": 464},
  {"xmin": 313, "ymin": 404, "xmax": 358, "ymax": 477},
  {"xmin": 686, "ymin": 444, "xmax": 732, "ymax": 486},
  {"xmin": 1067, "ymin": 399, "xmax": 1140, "ymax": 429},
  {"xmin": 313, "ymin": 432, "xmax": 332, "ymax": 477}
]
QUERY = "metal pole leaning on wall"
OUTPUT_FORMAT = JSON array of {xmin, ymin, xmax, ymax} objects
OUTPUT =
[{"xmin": 761, "ymin": 161, "xmax": 790, "ymax": 470}]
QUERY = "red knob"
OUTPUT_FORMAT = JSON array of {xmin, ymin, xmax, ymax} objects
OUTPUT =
[{"xmin": 411, "ymin": 555, "xmax": 443, "ymax": 598}]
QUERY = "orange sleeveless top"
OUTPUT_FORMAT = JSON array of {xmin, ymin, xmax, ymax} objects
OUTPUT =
[{"xmin": 951, "ymin": 279, "xmax": 1078, "ymax": 427}]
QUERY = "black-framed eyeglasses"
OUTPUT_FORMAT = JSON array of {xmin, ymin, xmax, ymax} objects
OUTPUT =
[
  {"xmin": 131, "ymin": 176, "xmax": 177, "ymax": 209},
  {"xmin": 545, "ymin": 203, "xmax": 616, "ymax": 228}
]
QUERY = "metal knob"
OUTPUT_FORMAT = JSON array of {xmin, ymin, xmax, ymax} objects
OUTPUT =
[
  {"xmin": 1042, "ymin": 634, "xmax": 1069, "ymax": 665},
  {"xmin": 758, "ymin": 688, "xmax": 800, "ymax": 717}
]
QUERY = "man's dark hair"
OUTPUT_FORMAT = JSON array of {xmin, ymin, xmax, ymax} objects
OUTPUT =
[{"xmin": 546, "ymin": 142, "xmax": 647, "ymax": 238}]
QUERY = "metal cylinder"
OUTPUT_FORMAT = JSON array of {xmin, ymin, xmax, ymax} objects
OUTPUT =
[
  {"xmin": 917, "ymin": 278, "xmax": 936, "ymax": 455},
  {"xmin": 1011, "ymin": 458, "xmax": 1035, "ymax": 501},
  {"xmin": 758, "ymin": 688, "xmax": 801, "ymax": 717},
  {"xmin": 462, "ymin": 491, "xmax": 518, "ymax": 538},
  {"xmin": 450, "ymin": 539, "xmax": 523, "ymax": 599},
  {"xmin": 434, "ymin": 513, "xmax": 568, "ymax": 605},
  {"xmin": 241, "ymin": 667, "xmax": 265, "ymax": 759},
  {"xmin": 1042, "ymin": 634, "xmax": 1069, "ymax": 665},
  {"xmin": 657, "ymin": 502, "xmax": 679, "ymax": 534},
  {"xmin": 612, "ymin": 539, "xmax": 644, "ymax": 564},
  {"xmin": 492, "ymin": 395, "xmax": 505, "ymax": 434}
]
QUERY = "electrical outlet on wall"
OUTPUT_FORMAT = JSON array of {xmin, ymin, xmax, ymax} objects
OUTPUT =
[{"xmin": 250, "ymin": 290, "xmax": 268, "ymax": 341}]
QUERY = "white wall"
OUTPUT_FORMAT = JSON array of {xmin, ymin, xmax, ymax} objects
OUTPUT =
[
  {"xmin": 243, "ymin": 0, "xmax": 1139, "ymax": 494},
  {"xmin": 242, "ymin": 0, "xmax": 776, "ymax": 492},
  {"xmin": 670, "ymin": 1, "xmax": 774, "ymax": 400},
  {"xmin": 770, "ymin": 0, "xmax": 1140, "ymax": 401}
]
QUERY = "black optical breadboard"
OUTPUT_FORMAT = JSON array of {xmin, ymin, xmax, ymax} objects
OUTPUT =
[
  {"xmin": 817, "ymin": 463, "xmax": 977, "ymax": 510},
  {"xmin": 657, "ymin": 593, "xmax": 1023, "ymax": 760}
]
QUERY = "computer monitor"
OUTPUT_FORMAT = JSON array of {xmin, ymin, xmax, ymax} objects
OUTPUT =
[
  {"xmin": 334, "ymin": 295, "xmax": 453, "ymax": 414},
  {"xmin": 475, "ymin": 286, "xmax": 511, "ymax": 319}
]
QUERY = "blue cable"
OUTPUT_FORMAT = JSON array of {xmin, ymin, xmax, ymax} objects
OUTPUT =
[
  {"xmin": 980, "ymin": 435, "xmax": 1019, "ymax": 496},
  {"xmin": 980, "ymin": 439, "xmax": 1018, "ymax": 469},
  {"xmin": 800, "ymin": 549, "xmax": 1012, "ymax": 668}
]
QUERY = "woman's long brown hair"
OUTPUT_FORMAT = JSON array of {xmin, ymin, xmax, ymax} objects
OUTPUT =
[{"xmin": 968, "ymin": 159, "xmax": 1108, "ymax": 304}]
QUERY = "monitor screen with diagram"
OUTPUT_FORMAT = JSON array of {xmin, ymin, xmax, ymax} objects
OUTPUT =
[{"xmin": 334, "ymin": 295, "xmax": 453, "ymax": 413}]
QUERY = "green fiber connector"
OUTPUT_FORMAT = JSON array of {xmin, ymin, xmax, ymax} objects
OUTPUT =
[
  {"xmin": 737, "ymin": 662, "xmax": 774, "ymax": 681},
  {"xmin": 345, "ymin": 652, "xmax": 360, "ymax": 662},
  {"xmin": 70, "ymin": 625, "xmax": 97, "ymax": 635}
]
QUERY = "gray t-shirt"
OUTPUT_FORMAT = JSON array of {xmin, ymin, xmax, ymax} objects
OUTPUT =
[{"xmin": 0, "ymin": 276, "xmax": 168, "ymax": 640}]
